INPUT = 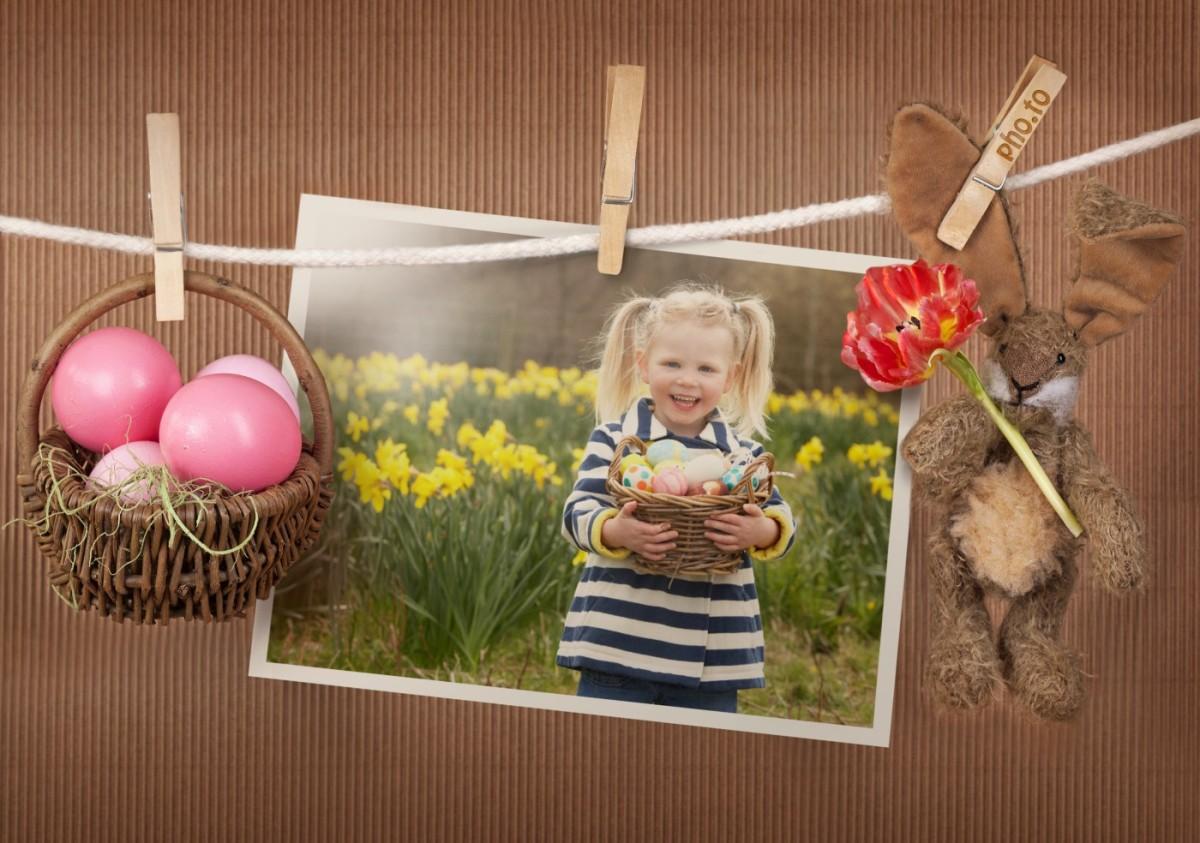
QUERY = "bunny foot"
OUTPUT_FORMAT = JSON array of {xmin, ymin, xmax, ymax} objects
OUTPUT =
[
  {"xmin": 1001, "ymin": 630, "xmax": 1084, "ymax": 721},
  {"xmin": 924, "ymin": 613, "xmax": 1002, "ymax": 710}
]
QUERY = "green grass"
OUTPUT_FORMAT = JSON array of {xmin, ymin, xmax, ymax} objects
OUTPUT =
[{"xmin": 269, "ymin": 606, "xmax": 878, "ymax": 725}]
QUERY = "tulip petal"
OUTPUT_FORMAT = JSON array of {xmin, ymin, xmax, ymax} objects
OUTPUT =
[{"xmin": 842, "ymin": 260, "xmax": 987, "ymax": 390}]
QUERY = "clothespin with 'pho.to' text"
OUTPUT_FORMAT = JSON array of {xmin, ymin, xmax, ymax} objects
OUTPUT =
[
  {"xmin": 598, "ymin": 65, "xmax": 646, "ymax": 275},
  {"xmin": 937, "ymin": 56, "xmax": 1067, "ymax": 250},
  {"xmin": 146, "ymin": 113, "xmax": 186, "ymax": 321}
]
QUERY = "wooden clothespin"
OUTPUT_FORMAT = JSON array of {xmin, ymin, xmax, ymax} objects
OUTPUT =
[
  {"xmin": 937, "ymin": 56, "xmax": 1067, "ymax": 250},
  {"xmin": 146, "ymin": 113, "xmax": 185, "ymax": 321},
  {"xmin": 598, "ymin": 65, "xmax": 646, "ymax": 275}
]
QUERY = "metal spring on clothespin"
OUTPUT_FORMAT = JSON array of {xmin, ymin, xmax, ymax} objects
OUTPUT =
[
  {"xmin": 937, "ymin": 56, "xmax": 1066, "ymax": 250},
  {"xmin": 597, "ymin": 65, "xmax": 646, "ymax": 276}
]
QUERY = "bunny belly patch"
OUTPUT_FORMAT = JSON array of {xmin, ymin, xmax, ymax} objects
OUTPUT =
[{"xmin": 949, "ymin": 460, "xmax": 1062, "ymax": 597}]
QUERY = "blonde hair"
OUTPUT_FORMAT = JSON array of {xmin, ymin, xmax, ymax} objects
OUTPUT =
[{"xmin": 593, "ymin": 282, "xmax": 776, "ymax": 440}]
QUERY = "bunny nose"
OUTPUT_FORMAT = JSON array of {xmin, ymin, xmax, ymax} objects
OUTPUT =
[
  {"xmin": 1010, "ymin": 376, "xmax": 1041, "ymax": 403},
  {"xmin": 1000, "ymin": 345, "xmax": 1050, "ymax": 390}
]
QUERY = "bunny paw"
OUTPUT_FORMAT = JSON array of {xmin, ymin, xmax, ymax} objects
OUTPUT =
[{"xmin": 1095, "ymin": 552, "xmax": 1145, "ymax": 593}]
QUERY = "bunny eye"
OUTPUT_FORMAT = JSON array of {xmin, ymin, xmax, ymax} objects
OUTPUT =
[
  {"xmin": 1056, "ymin": 352, "xmax": 1066, "ymax": 366},
  {"xmin": 999, "ymin": 344, "xmax": 1008, "ymax": 354}
]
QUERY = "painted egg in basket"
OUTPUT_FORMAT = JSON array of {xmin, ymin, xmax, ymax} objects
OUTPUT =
[
  {"xmin": 621, "ymin": 464, "xmax": 654, "ymax": 492},
  {"xmin": 619, "ymin": 453, "xmax": 650, "ymax": 473},
  {"xmin": 645, "ymin": 439, "xmax": 688, "ymax": 466},
  {"xmin": 650, "ymin": 466, "xmax": 688, "ymax": 495}
]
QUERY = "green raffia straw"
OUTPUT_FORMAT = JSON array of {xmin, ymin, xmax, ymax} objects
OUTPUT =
[
  {"xmin": 930, "ymin": 348, "xmax": 1083, "ymax": 538},
  {"xmin": 5, "ymin": 442, "xmax": 260, "ymax": 560},
  {"xmin": 156, "ymin": 471, "xmax": 258, "ymax": 556}
]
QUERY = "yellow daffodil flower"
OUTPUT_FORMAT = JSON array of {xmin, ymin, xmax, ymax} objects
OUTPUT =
[
  {"xmin": 353, "ymin": 458, "xmax": 391, "ymax": 512},
  {"xmin": 795, "ymin": 436, "xmax": 825, "ymax": 471},
  {"xmin": 337, "ymin": 447, "xmax": 369, "ymax": 482},
  {"xmin": 375, "ymin": 439, "xmax": 412, "ymax": 495},
  {"xmin": 457, "ymin": 422, "xmax": 481, "ymax": 449},
  {"xmin": 436, "ymin": 449, "xmax": 468, "ymax": 473},
  {"xmin": 864, "ymin": 441, "xmax": 893, "ymax": 467},
  {"xmin": 786, "ymin": 393, "xmax": 810, "ymax": 413},
  {"xmin": 410, "ymin": 472, "xmax": 438, "ymax": 509},
  {"xmin": 870, "ymin": 468, "xmax": 893, "ymax": 501},
  {"xmin": 427, "ymin": 398, "xmax": 450, "ymax": 436},
  {"xmin": 345, "ymin": 411, "xmax": 370, "ymax": 443}
]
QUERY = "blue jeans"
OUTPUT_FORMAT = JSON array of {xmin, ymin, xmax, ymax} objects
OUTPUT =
[{"xmin": 576, "ymin": 668, "xmax": 738, "ymax": 713}]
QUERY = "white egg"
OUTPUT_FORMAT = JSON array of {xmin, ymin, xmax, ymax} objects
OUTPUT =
[{"xmin": 683, "ymin": 453, "xmax": 728, "ymax": 486}]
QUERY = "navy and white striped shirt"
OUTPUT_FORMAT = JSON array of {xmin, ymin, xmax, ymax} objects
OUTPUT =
[{"xmin": 557, "ymin": 398, "xmax": 796, "ymax": 691}]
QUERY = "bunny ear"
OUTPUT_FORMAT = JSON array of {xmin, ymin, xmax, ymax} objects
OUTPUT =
[
  {"xmin": 884, "ymin": 102, "xmax": 1028, "ymax": 335},
  {"xmin": 1065, "ymin": 180, "xmax": 1186, "ymax": 347}
]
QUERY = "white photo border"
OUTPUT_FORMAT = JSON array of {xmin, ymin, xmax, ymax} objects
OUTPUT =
[{"xmin": 248, "ymin": 194, "xmax": 920, "ymax": 747}]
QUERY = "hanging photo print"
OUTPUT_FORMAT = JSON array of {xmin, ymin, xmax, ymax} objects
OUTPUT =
[{"xmin": 249, "ymin": 196, "xmax": 918, "ymax": 745}]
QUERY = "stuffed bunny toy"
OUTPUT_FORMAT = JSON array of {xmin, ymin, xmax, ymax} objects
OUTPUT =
[{"xmin": 885, "ymin": 103, "xmax": 1186, "ymax": 720}]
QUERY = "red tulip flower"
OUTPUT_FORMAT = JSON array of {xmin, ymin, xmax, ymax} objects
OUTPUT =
[
  {"xmin": 841, "ymin": 260, "xmax": 985, "ymax": 391},
  {"xmin": 842, "ymin": 259, "xmax": 1082, "ymax": 537}
]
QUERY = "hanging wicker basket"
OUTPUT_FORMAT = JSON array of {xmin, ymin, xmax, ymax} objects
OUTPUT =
[
  {"xmin": 15, "ymin": 271, "xmax": 335, "ymax": 624},
  {"xmin": 605, "ymin": 435, "xmax": 775, "ymax": 577}
]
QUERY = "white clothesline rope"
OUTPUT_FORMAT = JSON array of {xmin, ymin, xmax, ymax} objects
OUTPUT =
[{"xmin": 2, "ymin": 118, "xmax": 1197, "ymax": 268}]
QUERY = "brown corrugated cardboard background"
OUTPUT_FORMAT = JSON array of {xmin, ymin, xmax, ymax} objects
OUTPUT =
[{"xmin": 2, "ymin": 1, "xmax": 1197, "ymax": 839}]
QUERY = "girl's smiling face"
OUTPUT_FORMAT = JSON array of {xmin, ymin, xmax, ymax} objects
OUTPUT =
[{"xmin": 637, "ymin": 319, "xmax": 739, "ymax": 437}]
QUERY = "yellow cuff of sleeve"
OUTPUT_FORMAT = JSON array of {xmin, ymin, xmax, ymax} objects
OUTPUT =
[
  {"xmin": 590, "ymin": 508, "xmax": 631, "ymax": 559},
  {"xmin": 749, "ymin": 508, "xmax": 794, "ymax": 561}
]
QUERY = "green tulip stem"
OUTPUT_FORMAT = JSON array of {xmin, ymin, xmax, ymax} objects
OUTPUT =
[{"xmin": 930, "ymin": 349, "xmax": 1084, "ymax": 538}]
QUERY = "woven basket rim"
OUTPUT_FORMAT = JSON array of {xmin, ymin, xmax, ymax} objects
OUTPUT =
[
  {"xmin": 27, "ymin": 425, "xmax": 326, "ymax": 524},
  {"xmin": 605, "ymin": 434, "xmax": 775, "ymax": 504}
]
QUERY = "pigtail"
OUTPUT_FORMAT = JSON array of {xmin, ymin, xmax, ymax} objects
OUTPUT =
[
  {"xmin": 725, "ymin": 297, "xmax": 775, "ymax": 440},
  {"xmin": 594, "ymin": 296, "xmax": 653, "ymax": 424}
]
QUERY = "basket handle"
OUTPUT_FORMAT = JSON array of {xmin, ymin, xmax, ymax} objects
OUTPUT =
[
  {"xmin": 607, "ymin": 435, "xmax": 647, "ymax": 488},
  {"xmin": 16, "ymin": 271, "xmax": 334, "ymax": 479},
  {"xmin": 727, "ymin": 452, "xmax": 774, "ymax": 500}
]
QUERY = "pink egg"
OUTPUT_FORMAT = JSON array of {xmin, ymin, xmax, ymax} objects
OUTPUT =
[
  {"xmin": 89, "ymin": 441, "xmax": 170, "ymax": 503},
  {"xmin": 50, "ymin": 327, "xmax": 182, "ymax": 452},
  {"xmin": 159, "ymin": 374, "xmax": 301, "ymax": 493},
  {"xmin": 194, "ymin": 354, "xmax": 301, "ymax": 422},
  {"xmin": 651, "ymin": 467, "xmax": 689, "ymax": 496}
]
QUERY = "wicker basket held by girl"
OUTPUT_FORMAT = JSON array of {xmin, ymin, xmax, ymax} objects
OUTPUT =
[
  {"xmin": 606, "ymin": 435, "xmax": 775, "ymax": 576},
  {"xmin": 15, "ymin": 272, "xmax": 335, "ymax": 624}
]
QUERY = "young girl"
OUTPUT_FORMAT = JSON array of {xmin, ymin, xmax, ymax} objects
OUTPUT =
[{"xmin": 557, "ymin": 283, "xmax": 796, "ymax": 713}]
